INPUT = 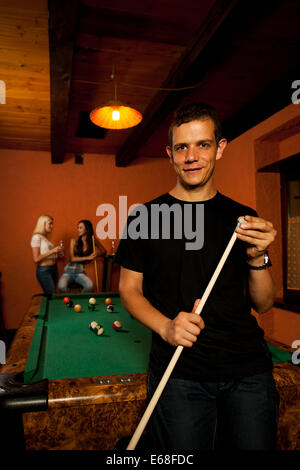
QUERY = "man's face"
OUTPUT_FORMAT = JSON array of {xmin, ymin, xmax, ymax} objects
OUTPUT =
[{"xmin": 166, "ymin": 118, "xmax": 226, "ymax": 190}]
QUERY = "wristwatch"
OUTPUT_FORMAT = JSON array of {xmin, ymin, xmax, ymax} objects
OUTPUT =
[{"xmin": 246, "ymin": 251, "xmax": 272, "ymax": 270}]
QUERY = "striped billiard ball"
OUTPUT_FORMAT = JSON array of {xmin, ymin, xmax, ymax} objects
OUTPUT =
[{"xmin": 112, "ymin": 320, "xmax": 122, "ymax": 331}]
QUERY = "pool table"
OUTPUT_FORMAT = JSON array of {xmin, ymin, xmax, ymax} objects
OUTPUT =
[
  {"xmin": 0, "ymin": 293, "xmax": 152, "ymax": 450},
  {"xmin": 1, "ymin": 293, "xmax": 299, "ymax": 450}
]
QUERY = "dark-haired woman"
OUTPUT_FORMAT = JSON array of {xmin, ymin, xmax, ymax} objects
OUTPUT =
[{"xmin": 58, "ymin": 220, "xmax": 106, "ymax": 293}]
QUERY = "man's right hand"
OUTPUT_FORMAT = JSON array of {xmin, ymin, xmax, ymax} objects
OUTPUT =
[{"xmin": 161, "ymin": 299, "xmax": 205, "ymax": 347}]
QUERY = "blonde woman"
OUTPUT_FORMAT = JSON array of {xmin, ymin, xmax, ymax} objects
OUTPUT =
[{"xmin": 31, "ymin": 215, "xmax": 64, "ymax": 295}]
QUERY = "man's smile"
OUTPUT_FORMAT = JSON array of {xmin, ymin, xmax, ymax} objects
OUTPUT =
[{"xmin": 183, "ymin": 167, "xmax": 203, "ymax": 173}]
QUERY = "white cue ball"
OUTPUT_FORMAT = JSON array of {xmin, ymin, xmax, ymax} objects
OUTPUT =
[{"xmin": 89, "ymin": 297, "xmax": 96, "ymax": 305}]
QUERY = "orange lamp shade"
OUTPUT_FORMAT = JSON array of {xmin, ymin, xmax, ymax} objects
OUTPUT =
[{"xmin": 90, "ymin": 105, "xmax": 142, "ymax": 130}]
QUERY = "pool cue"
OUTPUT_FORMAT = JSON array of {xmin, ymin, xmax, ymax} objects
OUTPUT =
[
  {"xmin": 92, "ymin": 235, "xmax": 99, "ymax": 292},
  {"xmin": 126, "ymin": 218, "xmax": 244, "ymax": 450}
]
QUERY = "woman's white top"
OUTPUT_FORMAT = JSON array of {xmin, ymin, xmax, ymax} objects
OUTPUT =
[{"xmin": 30, "ymin": 234, "xmax": 56, "ymax": 259}]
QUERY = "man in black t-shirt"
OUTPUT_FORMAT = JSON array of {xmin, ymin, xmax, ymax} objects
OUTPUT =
[{"xmin": 116, "ymin": 103, "xmax": 279, "ymax": 450}]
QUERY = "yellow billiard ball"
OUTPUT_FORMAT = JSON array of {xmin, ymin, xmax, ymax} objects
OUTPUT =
[
  {"xmin": 74, "ymin": 304, "xmax": 82, "ymax": 312},
  {"xmin": 105, "ymin": 298, "xmax": 112, "ymax": 305}
]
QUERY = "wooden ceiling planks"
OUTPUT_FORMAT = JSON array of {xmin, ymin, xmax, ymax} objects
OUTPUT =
[
  {"xmin": 1, "ymin": 0, "xmax": 299, "ymax": 165},
  {"xmin": 0, "ymin": 0, "xmax": 239, "ymax": 160},
  {"xmin": 0, "ymin": 0, "xmax": 50, "ymax": 151}
]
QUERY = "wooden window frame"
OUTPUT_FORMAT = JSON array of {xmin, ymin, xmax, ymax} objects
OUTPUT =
[
  {"xmin": 258, "ymin": 153, "xmax": 300, "ymax": 313},
  {"xmin": 280, "ymin": 166, "xmax": 300, "ymax": 306}
]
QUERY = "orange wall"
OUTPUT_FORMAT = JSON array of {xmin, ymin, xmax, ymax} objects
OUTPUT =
[
  {"xmin": 214, "ymin": 132, "xmax": 257, "ymax": 209},
  {"xmin": 0, "ymin": 151, "xmax": 176, "ymax": 328}
]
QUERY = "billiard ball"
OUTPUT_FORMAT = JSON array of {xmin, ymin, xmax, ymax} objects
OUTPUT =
[
  {"xmin": 112, "ymin": 320, "xmax": 122, "ymax": 331},
  {"xmin": 105, "ymin": 298, "xmax": 112, "ymax": 305},
  {"xmin": 89, "ymin": 321, "xmax": 104, "ymax": 336},
  {"xmin": 106, "ymin": 304, "xmax": 114, "ymax": 312},
  {"xmin": 88, "ymin": 297, "xmax": 96, "ymax": 311},
  {"xmin": 96, "ymin": 325, "xmax": 104, "ymax": 336},
  {"xmin": 63, "ymin": 297, "xmax": 70, "ymax": 304},
  {"xmin": 74, "ymin": 304, "xmax": 82, "ymax": 312}
]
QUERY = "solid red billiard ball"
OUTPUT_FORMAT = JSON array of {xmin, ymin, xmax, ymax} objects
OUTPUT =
[
  {"xmin": 112, "ymin": 320, "xmax": 122, "ymax": 331},
  {"xmin": 74, "ymin": 304, "xmax": 82, "ymax": 312},
  {"xmin": 63, "ymin": 297, "xmax": 70, "ymax": 304},
  {"xmin": 105, "ymin": 298, "xmax": 112, "ymax": 305}
]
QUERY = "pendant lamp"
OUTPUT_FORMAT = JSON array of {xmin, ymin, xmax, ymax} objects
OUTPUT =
[{"xmin": 90, "ymin": 73, "xmax": 142, "ymax": 130}]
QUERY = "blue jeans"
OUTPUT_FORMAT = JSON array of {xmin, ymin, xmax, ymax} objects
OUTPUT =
[
  {"xmin": 36, "ymin": 265, "xmax": 58, "ymax": 295},
  {"xmin": 58, "ymin": 262, "xmax": 93, "ymax": 293},
  {"xmin": 147, "ymin": 370, "xmax": 279, "ymax": 450}
]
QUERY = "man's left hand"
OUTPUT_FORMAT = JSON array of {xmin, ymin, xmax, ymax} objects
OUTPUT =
[{"xmin": 235, "ymin": 215, "xmax": 277, "ymax": 261}]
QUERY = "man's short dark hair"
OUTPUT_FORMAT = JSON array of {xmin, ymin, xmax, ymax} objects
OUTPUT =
[{"xmin": 168, "ymin": 102, "xmax": 222, "ymax": 147}]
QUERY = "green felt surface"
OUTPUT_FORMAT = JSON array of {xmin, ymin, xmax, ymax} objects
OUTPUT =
[
  {"xmin": 24, "ymin": 293, "xmax": 152, "ymax": 382},
  {"xmin": 267, "ymin": 343, "xmax": 292, "ymax": 363},
  {"xmin": 24, "ymin": 294, "xmax": 292, "ymax": 383}
]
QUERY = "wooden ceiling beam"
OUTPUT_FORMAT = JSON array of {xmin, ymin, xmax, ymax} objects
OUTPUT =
[
  {"xmin": 48, "ymin": 0, "xmax": 79, "ymax": 163},
  {"xmin": 79, "ymin": 7, "xmax": 190, "ymax": 46},
  {"xmin": 115, "ymin": 0, "xmax": 240, "ymax": 167}
]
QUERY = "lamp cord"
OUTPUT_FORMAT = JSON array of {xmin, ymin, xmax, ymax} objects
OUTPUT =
[
  {"xmin": 119, "ymin": 80, "xmax": 202, "ymax": 92},
  {"xmin": 74, "ymin": 78, "xmax": 203, "ymax": 92}
]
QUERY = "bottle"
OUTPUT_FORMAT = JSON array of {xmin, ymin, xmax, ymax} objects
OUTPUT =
[{"xmin": 59, "ymin": 240, "xmax": 64, "ymax": 258}]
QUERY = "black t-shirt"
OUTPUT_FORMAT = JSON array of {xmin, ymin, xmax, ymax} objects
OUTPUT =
[{"xmin": 115, "ymin": 191, "xmax": 273, "ymax": 382}]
